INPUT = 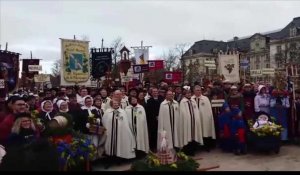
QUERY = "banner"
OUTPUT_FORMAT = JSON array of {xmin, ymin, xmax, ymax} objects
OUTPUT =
[
  {"xmin": 22, "ymin": 59, "xmax": 40, "ymax": 79},
  {"xmin": 134, "ymin": 48, "xmax": 149, "ymax": 64},
  {"xmin": 60, "ymin": 39, "xmax": 90, "ymax": 86},
  {"xmin": 0, "ymin": 50, "xmax": 20, "ymax": 95},
  {"xmin": 34, "ymin": 74, "xmax": 50, "ymax": 82},
  {"xmin": 91, "ymin": 50, "xmax": 112, "ymax": 79},
  {"xmin": 133, "ymin": 64, "xmax": 149, "ymax": 74},
  {"xmin": 218, "ymin": 53, "xmax": 240, "ymax": 83},
  {"xmin": 148, "ymin": 60, "xmax": 164, "ymax": 71},
  {"xmin": 164, "ymin": 71, "xmax": 182, "ymax": 84},
  {"xmin": 28, "ymin": 65, "xmax": 42, "ymax": 72},
  {"xmin": 262, "ymin": 68, "xmax": 275, "ymax": 75}
]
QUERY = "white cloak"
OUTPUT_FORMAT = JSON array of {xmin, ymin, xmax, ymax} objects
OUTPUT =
[
  {"xmin": 157, "ymin": 100, "xmax": 183, "ymax": 149},
  {"xmin": 102, "ymin": 97, "xmax": 112, "ymax": 111},
  {"xmin": 102, "ymin": 108, "xmax": 136, "ymax": 159},
  {"xmin": 179, "ymin": 97, "xmax": 203, "ymax": 146},
  {"xmin": 125, "ymin": 104, "xmax": 149, "ymax": 153},
  {"xmin": 192, "ymin": 95, "xmax": 216, "ymax": 139},
  {"xmin": 121, "ymin": 97, "xmax": 129, "ymax": 109}
]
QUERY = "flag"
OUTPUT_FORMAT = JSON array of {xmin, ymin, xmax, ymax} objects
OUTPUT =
[
  {"xmin": 148, "ymin": 60, "xmax": 164, "ymax": 71},
  {"xmin": 140, "ymin": 54, "xmax": 145, "ymax": 64},
  {"xmin": 60, "ymin": 38, "xmax": 90, "ymax": 86},
  {"xmin": 133, "ymin": 64, "xmax": 149, "ymax": 74},
  {"xmin": 22, "ymin": 59, "xmax": 40, "ymax": 79},
  {"xmin": 134, "ymin": 48, "xmax": 149, "ymax": 64},
  {"xmin": 164, "ymin": 71, "xmax": 182, "ymax": 83},
  {"xmin": 218, "ymin": 52, "xmax": 240, "ymax": 82}
]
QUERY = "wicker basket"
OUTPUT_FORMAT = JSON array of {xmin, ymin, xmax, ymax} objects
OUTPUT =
[{"xmin": 89, "ymin": 125, "xmax": 106, "ymax": 135}]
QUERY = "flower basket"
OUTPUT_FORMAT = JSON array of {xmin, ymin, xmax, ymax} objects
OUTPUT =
[
  {"xmin": 88, "ymin": 125, "xmax": 106, "ymax": 135},
  {"xmin": 131, "ymin": 152, "xmax": 200, "ymax": 171},
  {"xmin": 247, "ymin": 119, "xmax": 282, "ymax": 153}
]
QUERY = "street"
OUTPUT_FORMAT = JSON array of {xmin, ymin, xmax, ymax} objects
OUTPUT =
[{"xmin": 92, "ymin": 145, "xmax": 300, "ymax": 171}]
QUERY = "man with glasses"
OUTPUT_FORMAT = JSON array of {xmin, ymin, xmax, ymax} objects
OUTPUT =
[{"xmin": 0, "ymin": 97, "xmax": 27, "ymax": 145}]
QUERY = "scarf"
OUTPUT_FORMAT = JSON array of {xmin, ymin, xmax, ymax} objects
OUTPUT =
[
  {"xmin": 57, "ymin": 100, "xmax": 69, "ymax": 113},
  {"xmin": 81, "ymin": 96, "xmax": 97, "ymax": 116},
  {"xmin": 41, "ymin": 100, "xmax": 53, "ymax": 120}
]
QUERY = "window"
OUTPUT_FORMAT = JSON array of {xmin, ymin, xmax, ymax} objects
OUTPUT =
[
  {"xmin": 290, "ymin": 27, "xmax": 297, "ymax": 37},
  {"xmin": 276, "ymin": 45, "xmax": 282, "ymax": 53},
  {"xmin": 256, "ymin": 56, "xmax": 260, "ymax": 62},
  {"xmin": 266, "ymin": 64, "xmax": 270, "ymax": 68},
  {"xmin": 256, "ymin": 64, "xmax": 260, "ymax": 69}
]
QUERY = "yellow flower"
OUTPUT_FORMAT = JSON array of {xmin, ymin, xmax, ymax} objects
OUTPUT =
[
  {"xmin": 170, "ymin": 163, "xmax": 177, "ymax": 168},
  {"xmin": 153, "ymin": 159, "xmax": 160, "ymax": 166}
]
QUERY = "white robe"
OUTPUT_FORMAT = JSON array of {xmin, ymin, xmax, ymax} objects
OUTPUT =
[
  {"xmin": 125, "ymin": 104, "xmax": 149, "ymax": 153},
  {"xmin": 102, "ymin": 108, "xmax": 136, "ymax": 159},
  {"xmin": 157, "ymin": 100, "xmax": 183, "ymax": 149},
  {"xmin": 180, "ymin": 97, "xmax": 203, "ymax": 146},
  {"xmin": 102, "ymin": 97, "xmax": 112, "ymax": 111},
  {"xmin": 192, "ymin": 95, "xmax": 216, "ymax": 139},
  {"xmin": 121, "ymin": 97, "xmax": 129, "ymax": 109}
]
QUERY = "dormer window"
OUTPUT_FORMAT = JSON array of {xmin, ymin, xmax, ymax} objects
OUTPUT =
[{"xmin": 290, "ymin": 27, "xmax": 297, "ymax": 37}]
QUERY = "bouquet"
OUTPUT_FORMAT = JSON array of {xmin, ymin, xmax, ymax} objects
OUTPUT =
[
  {"xmin": 248, "ymin": 117, "xmax": 283, "ymax": 137},
  {"xmin": 85, "ymin": 113, "xmax": 106, "ymax": 135},
  {"xmin": 131, "ymin": 151, "xmax": 200, "ymax": 171},
  {"xmin": 54, "ymin": 134, "xmax": 97, "ymax": 171},
  {"xmin": 30, "ymin": 110, "xmax": 44, "ymax": 131}
]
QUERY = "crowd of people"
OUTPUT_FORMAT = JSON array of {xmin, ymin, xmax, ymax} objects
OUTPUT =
[{"xmin": 0, "ymin": 79, "xmax": 300, "ymax": 170}]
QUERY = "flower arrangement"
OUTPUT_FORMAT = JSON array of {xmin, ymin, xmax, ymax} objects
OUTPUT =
[
  {"xmin": 54, "ymin": 134, "xmax": 97, "ymax": 171},
  {"xmin": 248, "ymin": 117, "xmax": 283, "ymax": 137},
  {"xmin": 85, "ymin": 113, "xmax": 106, "ymax": 135},
  {"xmin": 30, "ymin": 109, "xmax": 44, "ymax": 130},
  {"xmin": 131, "ymin": 151, "xmax": 200, "ymax": 171}
]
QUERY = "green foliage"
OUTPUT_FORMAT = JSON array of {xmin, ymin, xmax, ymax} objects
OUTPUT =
[{"xmin": 131, "ymin": 152, "xmax": 199, "ymax": 171}]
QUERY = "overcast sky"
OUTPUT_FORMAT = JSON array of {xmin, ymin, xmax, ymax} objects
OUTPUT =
[{"xmin": 1, "ymin": 0, "xmax": 300, "ymax": 74}]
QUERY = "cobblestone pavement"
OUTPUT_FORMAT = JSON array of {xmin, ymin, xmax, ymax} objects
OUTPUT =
[{"xmin": 92, "ymin": 145, "xmax": 300, "ymax": 171}]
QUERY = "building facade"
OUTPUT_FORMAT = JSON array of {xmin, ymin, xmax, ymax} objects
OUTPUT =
[{"xmin": 182, "ymin": 17, "xmax": 300, "ymax": 86}]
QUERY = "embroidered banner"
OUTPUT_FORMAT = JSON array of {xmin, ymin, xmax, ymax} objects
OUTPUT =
[
  {"xmin": 60, "ymin": 39, "xmax": 90, "ymax": 85},
  {"xmin": 218, "ymin": 52, "xmax": 240, "ymax": 83}
]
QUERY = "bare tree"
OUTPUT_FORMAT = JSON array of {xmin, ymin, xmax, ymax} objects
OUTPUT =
[
  {"xmin": 51, "ymin": 59, "xmax": 61, "ymax": 77},
  {"xmin": 174, "ymin": 43, "xmax": 191, "ymax": 69},
  {"xmin": 110, "ymin": 37, "xmax": 124, "ymax": 78},
  {"xmin": 162, "ymin": 48, "xmax": 179, "ymax": 71},
  {"xmin": 50, "ymin": 59, "xmax": 61, "ymax": 87},
  {"xmin": 80, "ymin": 35, "xmax": 90, "ymax": 41},
  {"xmin": 174, "ymin": 43, "xmax": 191, "ymax": 58},
  {"xmin": 111, "ymin": 37, "xmax": 124, "ymax": 64}
]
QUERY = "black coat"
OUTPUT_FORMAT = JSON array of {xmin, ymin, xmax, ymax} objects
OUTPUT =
[
  {"xmin": 73, "ymin": 108, "xmax": 102, "ymax": 134},
  {"xmin": 145, "ymin": 97, "xmax": 163, "ymax": 150},
  {"xmin": 39, "ymin": 111, "xmax": 56, "ymax": 125}
]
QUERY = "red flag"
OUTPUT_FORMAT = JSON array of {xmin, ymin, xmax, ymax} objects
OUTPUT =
[
  {"xmin": 164, "ymin": 71, "xmax": 182, "ymax": 84},
  {"xmin": 148, "ymin": 60, "xmax": 164, "ymax": 71}
]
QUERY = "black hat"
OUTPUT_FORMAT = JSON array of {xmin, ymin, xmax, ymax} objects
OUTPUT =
[
  {"xmin": 15, "ymin": 112, "xmax": 32, "ymax": 120},
  {"xmin": 50, "ymin": 87, "xmax": 59, "ymax": 92}
]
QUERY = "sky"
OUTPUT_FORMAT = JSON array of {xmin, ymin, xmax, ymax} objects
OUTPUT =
[{"xmin": 1, "ymin": 0, "xmax": 300, "ymax": 74}]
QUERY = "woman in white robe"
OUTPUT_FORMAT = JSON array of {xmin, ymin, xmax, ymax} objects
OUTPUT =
[
  {"xmin": 157, "ymin": 90, "xmax": 183, "ymax": 150},
  {"xmin": 180, "ymin": 86, "xmax": 203, "ymax": 156},
  {"xmin": 125, "ymin": 96, "xmax": 149, "ymax": 158},
  {"xmin": 102, "ymin": 100, "xmax": 136, "ymax": 167}
]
